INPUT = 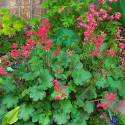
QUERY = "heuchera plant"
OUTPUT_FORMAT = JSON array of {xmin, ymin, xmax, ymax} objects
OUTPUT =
[{"xmin": 0, "ymin": 0, "xmax": 125, "ymax": 125}]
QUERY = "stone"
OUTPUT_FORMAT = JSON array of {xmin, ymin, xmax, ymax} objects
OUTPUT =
[
  {"xmin": 9, "ymin": 7, "xmax": 19, "ymax": 16},
  {"xmin": 32, "ymin": 5, "xmax": 42, "ymax": 17},
  {"xmin": 20, "ymin": 0, "xmax": 30, "ymax": 6},
  {"xmin": 20, "ymin": 6, "xmax": 30, "ymax": 19},
  {"xmin": 9, "ymin": 0, "xmax": 17, "ymax": 7},
  {"xmin": 33, "ymin": 0, "xmax": 42, "ymax": 5}
]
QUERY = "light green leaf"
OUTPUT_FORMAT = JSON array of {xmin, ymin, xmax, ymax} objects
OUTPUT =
[{"xmin": 2, "ymin": 106, "xmax": 20, "ymax": 125}]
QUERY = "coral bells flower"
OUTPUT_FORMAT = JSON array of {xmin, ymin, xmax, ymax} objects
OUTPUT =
[
  {"xmin": 119, "ymin": 43, "xmax": 125, "ymax": 50},
  {"xmin": 52, "ymin": 79, "xmax": 67, "ymax": 100},
  {"xmin": 26, "ymin": 31, "xmax": 32, "ymax": 37},
  {"xmin": 11, "ymin": 50, "xmax": 21, "ymax": 59},
  {"xmin": 54, "ymin": 96, "xmax": 60, "ymax": 101},
  {"xmin": 54, "ymin": 46, "xmax": 60, "ymax": 55},
  {"xmin": 0, "ymin": 68, "xmax": 8, "ymax": 76},
  {"xmin": 109, "ymin": 0, "xmax": 118, "ymax": 2},
  {"xmin": 97, "ymin": 93, "xmax": 115, "ymax": 109},
  {"xmin": 104, "ymin": 93, "xmax": 115, "ymax": 104},
  {"xmin": 97, "ymin": 102, "xmax": 109, "ymax": 109},
  {"xmin": 22, "ymin": 50, "xmax": 31, "ymax": 58},
  {"xmin": 79, "ymin": 23, "xmax": 87, "ymax": 28},
  {"xmin": 114, "ymin": 12, "xmax": 122, "ymax": 20},
  {"xmin": 108, "ymin": 49, "xmax": 115, "ymax": 57},
  {"xmin": 61, "ymin": 93, "xmax": 67, "ymax": 98},
  {"xmin": 12, "ymin": 43, "xmax": 17, "ymax": 49},
  {"xmin": 92, "ymin": 50, "xmax": 102, "ymax": 56}
]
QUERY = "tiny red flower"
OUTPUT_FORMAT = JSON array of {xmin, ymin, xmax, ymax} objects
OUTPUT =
[
  {"xmin": 92, "ymin": 50, "xmax": 102, "ymax": 56},
  {"xmin": 0, "ymin": 68, "xmax": 8, "ymax": 76},
  {"xmin": 54, "ymin": 96, "xmax": 60, "ymax": 101},
  {"xmin": 60, "ymin": 86, "xmax": 67, "ymax": 91},
  {"xmin": 22, "ymin": 50, "xmax": 31, "ymax": 58},
  {"xmin": 11, "ymin": 50, "xmax": 21, "ymax": 59},
  {"xmin": 26, "ymin": 31, "xmax": 32, "ymax": 37},
  {"xmin": 97, "ymin": 102, "xmax": 109, "ymax": 109},
  {"xmin": 108, "ymin": 49, "xmax": 115, "ymax": 57},
  {"xmin": 104, "ymin": 93, "xmax": 115, "ymax": 104},
  {"xmin": 61, "ymin": 93, "xmax": 67, "ymax": 98},
  {"xmin": 119, "ymin": 43, "xmax": 125, "ymax": 50},
  {"xmin": 12, "ymin": 43, "xmax": 17, "ymax": 49}
]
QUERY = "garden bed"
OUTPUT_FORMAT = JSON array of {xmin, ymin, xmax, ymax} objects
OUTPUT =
[{"xmin": 0, "ymin": 0, "xmax": 125, "ymax": 125}]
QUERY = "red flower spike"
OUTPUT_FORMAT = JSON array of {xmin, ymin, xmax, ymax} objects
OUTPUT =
[
  {"xmin": 108, "ymin": 49, "xmax": 115, "ymax": 57},
  {"xmin": 119, "ymin": 43, "xmax": 125, "ymax": 50},
  {"xmin": 26, "ymin": 32, "xmax": 32, "ymax": 37},
  {"xmin": 91, "ymin": 50, "xmax": 102, "ymax": 56},
  {"xmin": 12, "ymin": 43, "xmax": 17, "ymax": 49},
  {"xmin": 54, "ymin": 96, "xmax": 60, "ymax": 101},
  {"xmin": 0, "ymin": 68, "xmax": 8, "ymax": 76},
  {"xmin": 60, "ymin": 86, "xmax": 67, "ymax": 91},
  {"xmin": 22, "ymin": 51, "xmax": 31, "ymax": 58},
  {"xmin": 104, "ymin": 93, "xmax": 115, "ymax": 104},
  {"xmin": 97, "ymin": 102, "xmax": 109, "ymax": 109},
  {"xmin": 61, "ymin": 93, "xmax": 67, "ymax": 98},
  {"xmin": 11, "ymin": 50, "xmax": 21, "ymax": 59}
]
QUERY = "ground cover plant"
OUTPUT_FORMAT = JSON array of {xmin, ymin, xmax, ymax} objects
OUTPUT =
[{"xmin": 0, "ymin": 0, "xmax": 125, "ymax": 125}]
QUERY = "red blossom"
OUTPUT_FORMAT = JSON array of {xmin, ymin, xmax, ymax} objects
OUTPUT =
[
  {"xmin": 92, "ymin": 50, "xmax": 102, "ymax": 56},
  {"xmin": 26, "ymin": 32, "xmax": 32, "ymax": 37},
  {"xmin": 54, "ymin": 96, "xmax": 60, "ymax": 101},
  {"xmin": 55, "ymin": 46, "xmax": 60, "ymax": 55},
  {"xmin": 61, "ymin": 93, "xmax": 67, "ymax": 98},
  {"xmin": 52, "ymin": 79, "xmax": 68, "ymax": 100},
  {"xmin": 104, "ymin": 93, "xmax": 115, "ymax": 104},
  {"xmin": 0, "ymin": 68, "xmax": 8, "ymax": 76},
  {"xmin": 12, "ymin": 43, "xmax": 17, "ymax": 49},
  {"xmin": 108, "ymin": 49, "xmax": 115, "ymax": 57},
  {"xmin": 97, "ymin": 102, "xmax": 109, "ymax": 109},
  {"xmin": 119, "ymin": 43, "xmax": 125, "ymax": 50},
  {"xmin": 11, "ymin": 49, "xmax": 21, "ymax": 59},
  {"xmin": 22, "ymin": 50, "xmax": 31, "ymax": 58}
]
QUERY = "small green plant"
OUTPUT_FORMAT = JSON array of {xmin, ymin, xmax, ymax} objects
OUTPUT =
[
  {"xmin": 0, "ymin": 9, "xmax": 24, "ymax": 35},
  {"xmin": 0, "ymin": 9, "xmax": 25, "ymax": 54}
]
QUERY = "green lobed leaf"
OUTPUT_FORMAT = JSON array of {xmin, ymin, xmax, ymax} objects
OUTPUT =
[
  {"xmin": 19, "ymin": 104, "xmax": 34, "ymax": 121},
  {"xmin": 84, "ymin": 101, "xmax": 94, "ymax": 113},
  {"xmin": 2, "ymin": 95, "xmax": 18, "ymax": 108},
  {"xmin": 28, "ymin": 85, "xmax": 46, "ymax": 101},
  {"xmin": 72, "ymin": 69, "xmax": 92, "ymax": 85}
]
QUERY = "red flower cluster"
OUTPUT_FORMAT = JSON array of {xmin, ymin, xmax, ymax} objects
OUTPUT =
[
  {"xmin": 78, "ymin": 3, "xmax": 121, "ymax": 57},
  {"xmin": 11, "ymin": 39, "xmax": 36, "ymax": 59},
  {"xmin": 0, "ymin": 68, "xmax": 8, "ymax": 76},
  {"xmin": 119, "ymin": 43, "xmax": 125, "ymax": 50},
  {"xmin": 52, "ymin": 79, "xmax": 67, "ymax": 101},
  {"xmin": 97, "ymin": 93, "xmax": 115, "ymax": 109},
  {"xmin": 26, "ymin": 19, "xmax": 53, "ymax": 51},
  {"xmin": 107, "ymin": 49, "xmax": 116, "ymax": 57}
]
